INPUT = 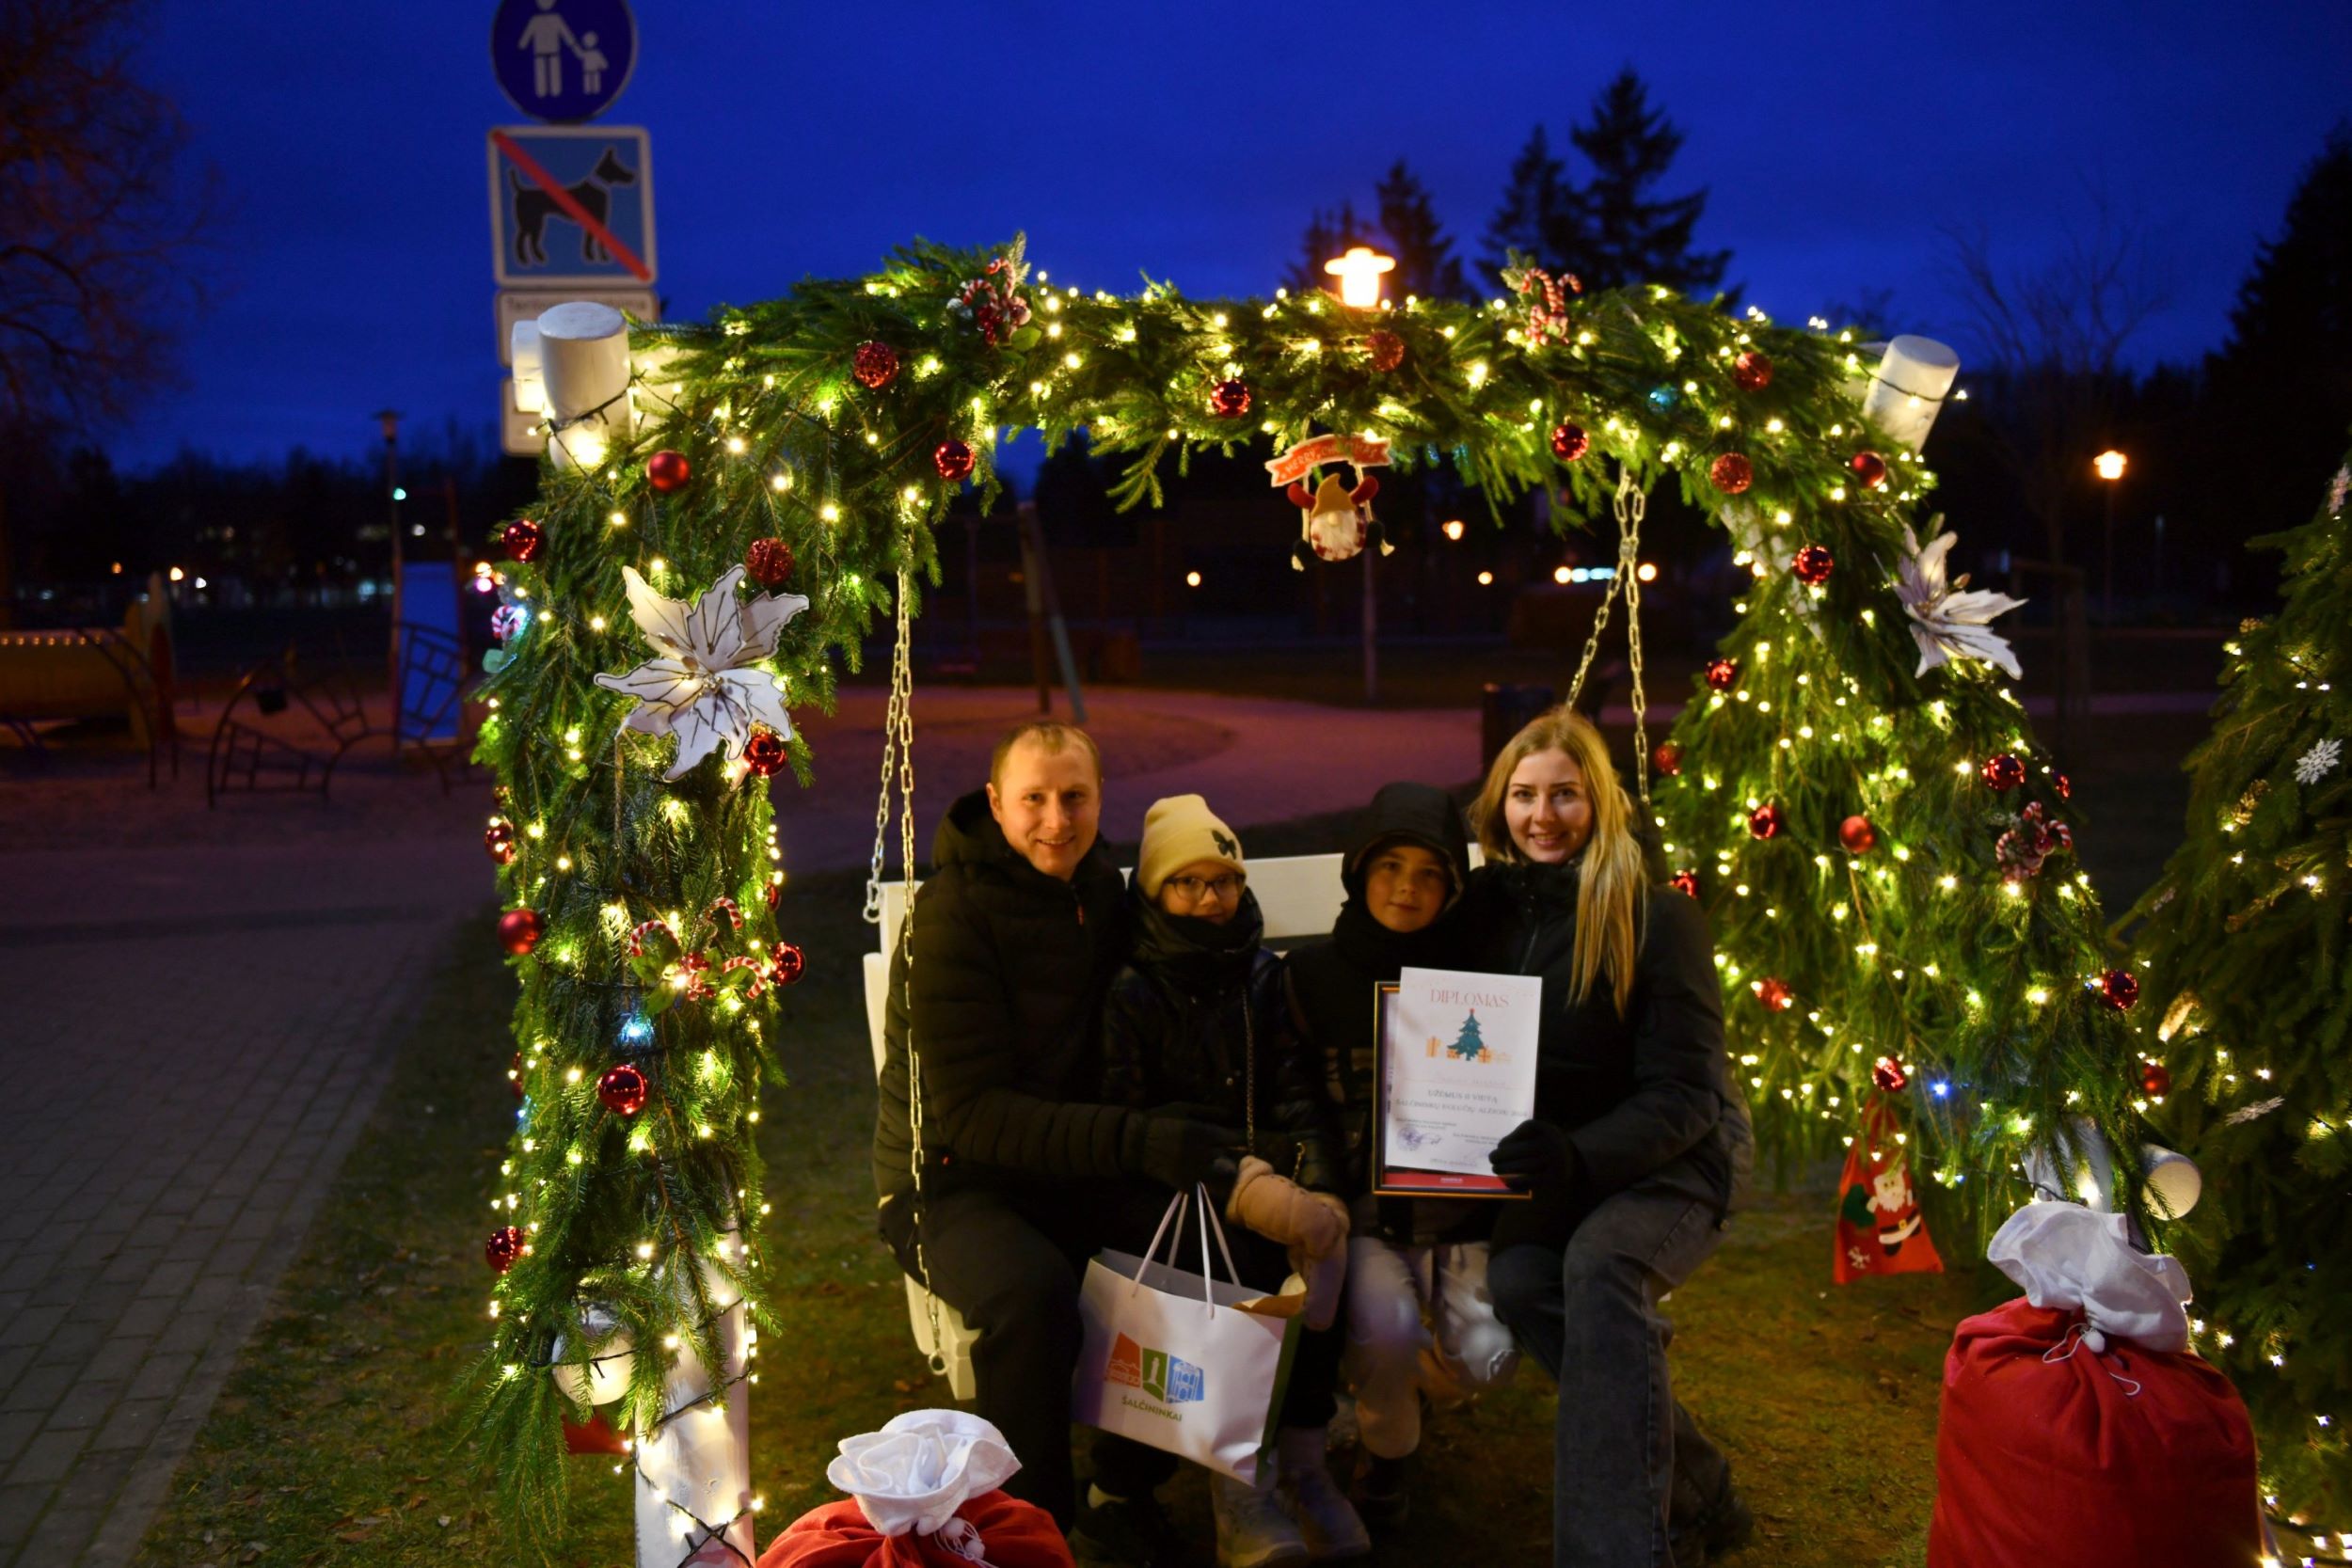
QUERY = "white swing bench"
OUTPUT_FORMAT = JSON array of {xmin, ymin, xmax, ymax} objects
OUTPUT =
[{"xmin": 863, "ymin": 847, "xmax": 1486, "ymax": 1397}]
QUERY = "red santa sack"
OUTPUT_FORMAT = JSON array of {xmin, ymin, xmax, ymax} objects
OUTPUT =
[
  {"xmin": 1928, "ymin": 1299, "xmax": 2260, "ymax": 1567},
  {"xmin": 757, "ymin": 1492, "xmax": 1071, "ymax": 1568}
]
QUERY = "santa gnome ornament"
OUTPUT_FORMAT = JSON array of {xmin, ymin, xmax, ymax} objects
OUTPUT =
[
  {"xmin": 1834, "ymin": 1097, "xmax": 1944, "ymax": 1283},
  {"xmin": 1264, "ymin": 432, "xmax": 1394, "ymax": 568}
]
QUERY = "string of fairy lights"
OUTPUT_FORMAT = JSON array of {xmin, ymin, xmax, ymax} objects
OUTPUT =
[{"xmin": 461, "ymin": 237, "xmax": 2203, "ymax": 1548}]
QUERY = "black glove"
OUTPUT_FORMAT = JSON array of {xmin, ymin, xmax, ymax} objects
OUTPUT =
[
  {"xmin": 1489, "ymin": 1118, "xmax": 1578, "ymax": 1193},
  {"xmin": 1121, "ymin": 1112, "xmax": 1239, "ymax": 1194}
]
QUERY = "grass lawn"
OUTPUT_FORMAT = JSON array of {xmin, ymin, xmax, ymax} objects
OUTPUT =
[{"xmin": 133, "ymin": 726, "xmax": 2206, "ymax": 1566}]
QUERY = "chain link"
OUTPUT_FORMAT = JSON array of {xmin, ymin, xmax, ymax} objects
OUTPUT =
[
  {"xmin": 866, "ymin": 564, "xmax": 948, "ymax": 1372},
  {"xmin": 1562, "ymin": 467, "xmax": 1653, "ymax": 808}
]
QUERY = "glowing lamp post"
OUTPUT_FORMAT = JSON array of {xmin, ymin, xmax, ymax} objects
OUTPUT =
[
  {"xmin": 1324, "ymin": 245, "xmax": 1395, "ymax": 309},
  {"xmin": 2094, "ymin": 450, "xmax": 2127, "ymax": 623}
]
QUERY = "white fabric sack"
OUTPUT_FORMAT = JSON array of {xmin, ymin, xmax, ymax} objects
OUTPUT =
[
  {"xmin": 1072, "ymin": 1188, "xmax": 1302, "ymax": 1484},
  {"xmin": 827, "ymin": 1409, "xmax": 1022, "ymax": 1537},
  {"xmin": 1986, "ymin": 1200, "xmax": 2193, "ymax": 1354}
]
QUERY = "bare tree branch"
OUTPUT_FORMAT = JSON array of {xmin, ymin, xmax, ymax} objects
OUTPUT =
[
  {"xmin": 0, "ymin": 0, "xmax": 218, "ymax": 433},
  {"xmin": 1938, "ymin": 189, "xmax": 2169, "ymax": 566}
]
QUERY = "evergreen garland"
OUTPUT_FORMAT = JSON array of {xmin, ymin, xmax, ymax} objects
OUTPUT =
[
  {"xmin": 2128, "ymin": 447, "xmax": 2352, "ymax": 1528},
  {"xmin": 461, "ymin": 234, "xmax": 2147, "ymax": 1550}
]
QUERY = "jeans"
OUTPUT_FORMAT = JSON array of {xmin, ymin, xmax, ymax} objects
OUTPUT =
[
  {"xmin": 1488, "ymin": 1155, "xmax": 1738, "ymax": 1567},
  {"xmin": 1343, "ymin": 1238, "xmax": 1519, "ymax": 1460}
]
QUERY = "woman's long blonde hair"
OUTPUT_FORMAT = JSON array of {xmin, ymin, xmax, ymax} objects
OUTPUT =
[{"xmin": 1471, "ymin": 706, "xmax": 1646, "ymax": 1016}]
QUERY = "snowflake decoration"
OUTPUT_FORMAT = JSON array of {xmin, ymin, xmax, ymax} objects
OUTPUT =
[
  {"xmin": 2224, "ymin": 1097, "xmax": 2285, "ymax": 1128},
  {"xmin": 2296, "ymin": 736, "xmax": 2343, "ymax": 787},
  {"xmin": 1893, "ymin": 520, "xmax": 2026, "ymax": 679},
  {"xmin": 593, "ymin": 564, "xmax": 809, "ymax": 781}
]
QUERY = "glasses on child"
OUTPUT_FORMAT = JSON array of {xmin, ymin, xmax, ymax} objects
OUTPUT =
[{"xmin": 1165, "ymin": 873, "xmax": 1246, "ymax": 903}]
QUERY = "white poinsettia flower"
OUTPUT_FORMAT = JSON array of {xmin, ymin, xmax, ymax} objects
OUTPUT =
[
  {"xmin": 593, "ymin": 564, "xmax": 810, "ymax": 781},
  {"xmin": 1893, "ymin": 520, "xmax": 2026, "ymax": 680}
]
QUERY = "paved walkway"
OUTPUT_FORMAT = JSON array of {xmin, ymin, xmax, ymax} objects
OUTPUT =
[
  {"xmin": 0, "ymin": 837, "xmax": 485, "ymax": 1568},
  {"xmin": 0, "ymin": 687, "xmax": 1469, "ymax": 1566}
]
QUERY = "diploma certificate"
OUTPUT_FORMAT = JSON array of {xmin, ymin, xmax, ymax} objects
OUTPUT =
[{"xmin": 1373, "ymin": 966, "xmax": 1543, "ymax": 1196}]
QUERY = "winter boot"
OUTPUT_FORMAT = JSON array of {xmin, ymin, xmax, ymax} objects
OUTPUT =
[
  {"xmin": 1071, "ymin": 1488, "xmax": 1192, "ymax": 1568},
  {"xmin": 1210, "ymin": 1471, "xmax": 1309, "ymax": 1568},
  {"xmin": 1276, "ymin": 1428, "xmax": 1371, "ymax": 1561},
  {"xmin": 1354, "ymin": 1450, "xmax": 1414, "ymax": 1529}
]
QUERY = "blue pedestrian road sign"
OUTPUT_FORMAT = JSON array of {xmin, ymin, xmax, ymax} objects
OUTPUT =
[
  {"xmin": 487, "ymin": 125, "xmax": 656, "ymax": 286},
  {"xmin": 491, "ymin": 0, "xmax": 637, "ymax": 123}
]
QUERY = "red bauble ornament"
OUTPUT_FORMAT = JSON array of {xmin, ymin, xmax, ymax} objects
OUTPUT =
[
  {"xmin": 1652, "ymin": 740, "xmax": 1683, "ymax": 778},
  {"xmin": 851, "ymin": 341, "xmax": 900, "ymax": 389},
  {"xmin": 764, "ymin": 878, "xmax": 783, "ymax": 911},
  {"xmin": 2054, "ymin": 772, "xmax": 2073, "ymax": 801},
  {"xmin": 485, "ymin": 1225, "xmax": 524, "ymax": 1274},
  {"xmin": 1838, "ymin": 815, "xmax": 1877, "ymax": 853},
  {"xmin": 1731, "ymin": 351, "xmax": 1774, "ymax": 391},
  {"xmin": 1549, "ymin": 421, "xmax": 1590, "ymax": 462},
  {"xmin": 2098, "ymin": 969, "xmax": 2140, "ymax": 1012},
  {"xmin": 1366, "ymin": 330, "xmax": 1406, "ymax": 372},
  {"xmin": 1755, "ymin": 976, "xmax": 1795, "ymax": 1012},
  {"xmin": 744, "ymin": 537, "xmax": 796, "ymax": 589},
  {"xmin": 1980, "ymin": 752, "xmax": 2026, "ymax": 791},
  {"xmin": 1748, "ymin": 802, "xmax": 1785, "ymax": 840},
  {"xmin": 1850, "ymin": 451, "xmax": 1888, "ymax": 490},
  {"xmin": 1872, "ymin": 1055, "xmax": 1910, "ymax": 1093},
  {"xmin": 1670, "ymin": 868, "xmax": 1701, "ymax": 899},
  {"xmin": 2140, "ymin": 1060, "xmax": 2172, "ymax": 1098},
  {"xmin": 497, "ymin": 908, "xmax": 544, "ymax": 956},
  {"xmin": 933, "ymin": 439, "xmax": 976, "ymax": 483},
  {"xmin": 1704, "ymin": 657, "xmax": 1740, "ymax": 692},
  {"xmin": 501, "ymin": 519, "xmax": 544, "ymax": 563},
  {"xmin": 1208, "ymin": 379, "xmax": 1252, "ymax": 420},
  {"xmin": 1708, "ymin": 452, "xmax": 1755, "ymax": 495},
  {"xmin": 1792, "ymin": 544, "xmax": 1836, "ymax": 585},
  {"xmin": 509, "ymin": 1051, "xmax": 525, "ymax": 1101},
  {"xmin": 645, "ymin": 450, "xmax": 692, "ymax": 494},
  {"xmin": 742, "ymin": 729, "xmax": 787, "ymax": 779},
  {"xmin": 596, "ymin": 1062, "xmax": 649, "ymax": 1117},
  {"xmin": 770, "ymin": 942, "xmax": 807, "ymax": 987},
  {"xmin": 485, "ymin": 818, "xmax": 518, "ymax": 864}
]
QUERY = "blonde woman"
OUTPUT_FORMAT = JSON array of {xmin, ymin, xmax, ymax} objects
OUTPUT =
[{"xmin": 1461, "ymin": 707, "xmax": 1756, "ymax": 1568}]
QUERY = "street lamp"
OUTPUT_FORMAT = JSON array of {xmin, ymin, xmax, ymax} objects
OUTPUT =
[
  {"xmin": 2094, "ymin": 449, "xmax": 2126, "ymax": 623},
  {"xmin": 376, "ymin": 410, "xmax": 403, "ymax": 741},
  {"xmin": 1323, "ymin": 245, "xmax": 1395, "ymax": 309}
]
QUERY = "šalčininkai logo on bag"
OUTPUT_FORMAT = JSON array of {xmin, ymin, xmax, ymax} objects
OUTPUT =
[{"xmin": 1106, "ymin": 1331, "xmax": 1205, "ymax": 1414}]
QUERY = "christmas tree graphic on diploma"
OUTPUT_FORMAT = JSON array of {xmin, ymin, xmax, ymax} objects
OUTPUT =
[{"xmin": 1447, "ymin": 1008, "xmax": 1489, "ymax": 1062}]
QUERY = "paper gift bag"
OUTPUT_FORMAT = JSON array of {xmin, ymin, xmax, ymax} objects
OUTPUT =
[{"xmin": 1071, "ymin": 1187, "xmax": 1302, "ymax": 1485}]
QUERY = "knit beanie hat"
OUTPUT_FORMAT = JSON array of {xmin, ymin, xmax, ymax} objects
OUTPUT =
[{"xmin": 1136, "ymin": 794, "xmax": 1246, "ymax": 897}]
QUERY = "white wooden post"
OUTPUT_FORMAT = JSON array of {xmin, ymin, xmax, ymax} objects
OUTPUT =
[{"xmin": 633, "ymin": 1240, "xmax": 756, "ymax": 1567}]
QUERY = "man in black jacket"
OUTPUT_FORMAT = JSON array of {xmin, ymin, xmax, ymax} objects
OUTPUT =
[{"xmin": 873, "ymin": 721, "xmax": 1231, "ymax": 1559}]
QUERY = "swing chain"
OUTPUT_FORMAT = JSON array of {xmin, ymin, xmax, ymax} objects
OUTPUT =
[{"xmin": 1560, "ymin": 467, "xmax": 1653, "ymax": 807}]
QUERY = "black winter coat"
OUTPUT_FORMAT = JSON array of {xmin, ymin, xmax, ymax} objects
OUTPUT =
[
  {"xmin": 1100, "ymin": 891, "xmax": 1342, "ymax": 1196},
  {"xmin": 1463, "ymin": 860, "xmax": 1749, "ymax": 1251},
  {"xmin": 1282, "ymin": 782, "xmax": 1486, "ymax": 1243},
  {"xmin": 872, "ymin": 789, "xmax": 1131, "ymax": 1201}
]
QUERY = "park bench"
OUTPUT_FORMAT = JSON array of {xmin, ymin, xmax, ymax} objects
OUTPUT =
[
  {"xmin": 0, "ymin": 576, "xmax": 178, "ymax": 786},
  {"xmin": 863, "ymin": 845, "xmax": 1486, "ymax": 1396}
]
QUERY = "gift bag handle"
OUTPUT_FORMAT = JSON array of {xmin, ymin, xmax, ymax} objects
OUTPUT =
[{"xmin": 1130, "ymin": 1185, "xmax": 1248, "ymax": 1310}]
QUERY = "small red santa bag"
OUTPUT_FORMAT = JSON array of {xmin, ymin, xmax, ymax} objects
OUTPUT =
[
  {"xmin": 1927, "ymin": 1203, "xmax": 2261, "ymax": 1568},
  {"xmin": 758, "ymin": 1410, "xmax": 1072, "ymax": 1568}
]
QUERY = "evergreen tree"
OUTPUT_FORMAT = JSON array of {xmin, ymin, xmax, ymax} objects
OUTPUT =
[
  {"xmin": 2204, "ymin": 128, "xmax": 2352, "ymax": 574},
  {"xmin": 1481, "ymin": 126, "xmax": 1574, "ymax": 280},
  {"xmin": 1564, "ymin": 67, "xmax": 1730, "ymax": 296},
  {"xmin": 2129, "ymin": 442, "xmax": 2352, "ymax": 1526},
  {"xmin": 1375, "ymin": 160, "xmax": 1470, "ymax": 302}
]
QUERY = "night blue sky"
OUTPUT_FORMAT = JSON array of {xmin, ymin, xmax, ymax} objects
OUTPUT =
[{"xmin": 116, "ymin": 0, "xmax": 2351, "ymax": 472}]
